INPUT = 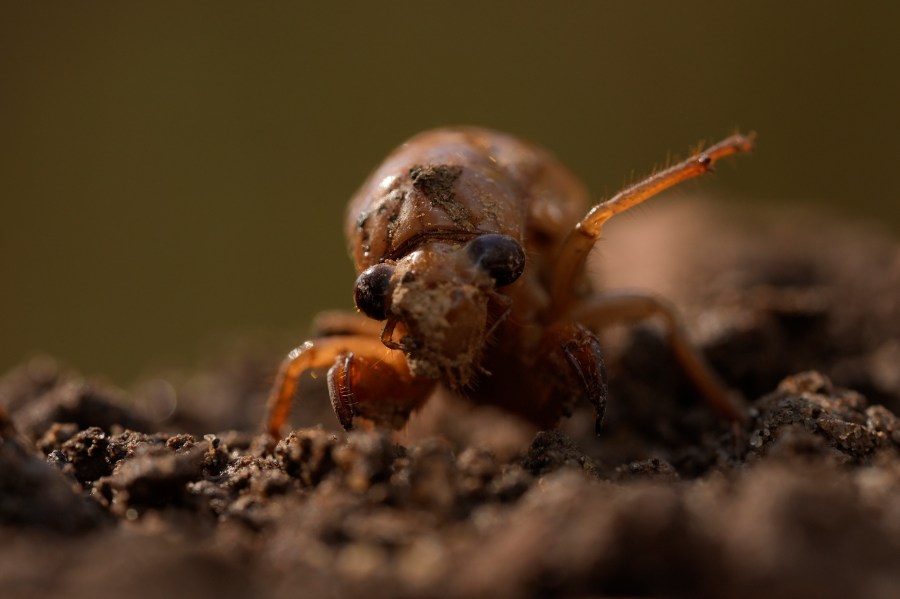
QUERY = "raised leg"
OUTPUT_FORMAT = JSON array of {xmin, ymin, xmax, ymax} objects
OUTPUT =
[
  {"xmin": 570, "ymin": 292, "xmax": 747, "ymax": 422},
  {"xmin": 549, "ymin": 133, "xmax": 754, "ymax": 316},
  {"xmin": 265, "ymin": 335, "xmax": 434, "ymax": 437}
]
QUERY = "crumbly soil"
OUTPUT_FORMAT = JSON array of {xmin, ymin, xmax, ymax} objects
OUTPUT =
[{"xmin": 3, "ymin": 201, "xmax": 900, "ymax": 599}]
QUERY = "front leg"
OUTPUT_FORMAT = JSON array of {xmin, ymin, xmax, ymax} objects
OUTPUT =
[
  {"xmin": 265, "ymin": 335, "xmax": 434, "ymax": 437},
  {"xmin": 522, "ymin": 323, "xmax": 608, "ymax": 432},
  {"xmin": 571, "ymin": 292, "xmax": 747, "ymax": 423},
  {"xmin": 327, "ymin": 350, "xmax": 435, "ymax": 431},
  {"xmin": 559, "ymin": 326, "xmax": 609, "ymax": 435}
]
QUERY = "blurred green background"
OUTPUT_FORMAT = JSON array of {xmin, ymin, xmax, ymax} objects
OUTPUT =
[{"xmin": 2, "ymin": 3, "xmax": 898, "ymax": 384}]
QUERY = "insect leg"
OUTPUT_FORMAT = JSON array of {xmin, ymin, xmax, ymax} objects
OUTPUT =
[
  {"xmin": 570, "ymin": 292, "xmax": 747, "ymax": 423},
  {"xmin": 559, "ymin": 327, "xmax": 609, "ymax": 435},
  {"xmin": 327, "ymin": 351, "xmax": 435, "ymax": 432},
  {"xmin": 265, "ymin": 335, "xmax": 400, "ymax": 437},
  {"xmin": 548, "ymin": 133, "xmax": 755, "ymax": 316},
  {"xmin": 521, "ymin": 323, "xmax": 608, "ymax": 431}
]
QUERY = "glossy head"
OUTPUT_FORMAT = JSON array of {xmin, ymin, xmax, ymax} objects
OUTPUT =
[{"xmin": 346, "ymin": 129, "xmax": 535, "ymax": 272}]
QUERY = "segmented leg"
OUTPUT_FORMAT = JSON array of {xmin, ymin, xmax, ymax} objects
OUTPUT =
[
  {"xmin": 560, "ymin": 327, "xmax": 608, "ymax": 435},
  {"xmin": 265, "ymin": 335, "xmax": 433, "ymax": 437},
  {"xmin": 328, "ymin": 351, "xmax": 435, "ymax": 431},
  {"xmin": 549, "ymin": 133, "xmax": 755, "ymax": 316},
  {"xmin": 513, "ymin": 322, "xmax": 607, "ymax": 431},
  {"xmin": 571, "ymin": 292, "xmax": 747, "ymax": 422}
]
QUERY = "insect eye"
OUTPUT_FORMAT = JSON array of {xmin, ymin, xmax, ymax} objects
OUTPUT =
[
  {"xmin": 467, "ymin": 234, "xmax": 526, "ymax": 288},
  {"xmin": 354, "ymin": 263, "xmax": 395, "ymax": 320}
]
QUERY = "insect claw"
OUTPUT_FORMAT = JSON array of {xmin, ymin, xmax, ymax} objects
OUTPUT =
[{"xmin": 327, "ymin": 353, "xmax": 357, "ymax": 431}]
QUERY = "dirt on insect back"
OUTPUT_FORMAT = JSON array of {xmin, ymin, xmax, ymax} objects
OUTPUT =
[{"xmin": 3, "ymin": 201, "xmax": 900, "ymax": 599}]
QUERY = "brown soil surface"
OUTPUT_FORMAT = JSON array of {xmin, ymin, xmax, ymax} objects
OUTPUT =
[{"xmin": 3, "ymin": 201, "xmax": 900, "ymax": 599}]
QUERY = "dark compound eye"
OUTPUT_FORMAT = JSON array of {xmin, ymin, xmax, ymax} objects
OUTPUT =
[
  {"xmin": 354, "ymin": 263, "xmax": 395, "ymax": 320},
  {"xmin": 467, "ymin": 234, "xmax": 526, "ymax": 288}
]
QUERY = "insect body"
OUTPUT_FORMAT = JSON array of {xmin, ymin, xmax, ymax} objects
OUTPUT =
[{"xmin": 266, "ymin": 128, "xmax": 753, "ymax": 436}]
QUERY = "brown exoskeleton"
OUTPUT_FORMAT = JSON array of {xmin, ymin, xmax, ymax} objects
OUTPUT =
[{"xmin": 266, "ymin": 128, "xmax": 753, "ymax": 437}]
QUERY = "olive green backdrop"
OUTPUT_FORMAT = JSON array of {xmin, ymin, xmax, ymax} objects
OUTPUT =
[{"xmin": 2, "ymin": 3, "xmax": 898, "ymax": 383}]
